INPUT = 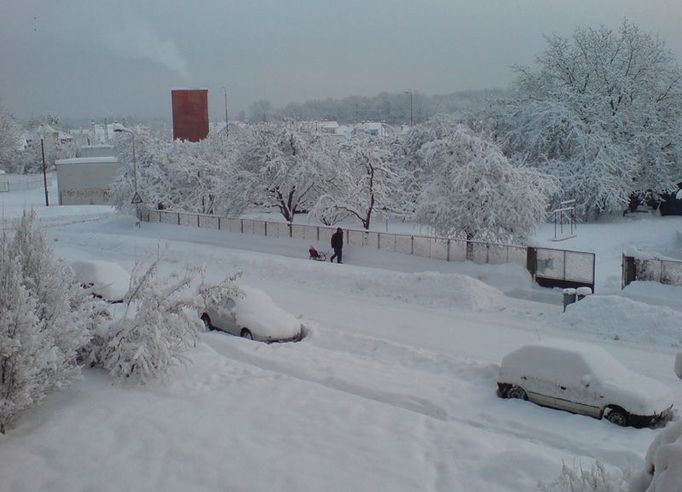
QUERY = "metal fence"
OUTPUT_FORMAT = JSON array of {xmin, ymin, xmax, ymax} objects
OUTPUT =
[
  {"xmin": 143, "ymin": 209, "xmax": 595, "ymax": 290},
  {"xmin": 622, "ymin": 254, "xmax": 682, "ymax": 288}
]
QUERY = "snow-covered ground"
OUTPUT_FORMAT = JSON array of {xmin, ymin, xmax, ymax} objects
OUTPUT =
[{"xmin": 1, "ymin": 186, "xmax": 682, "ymax": 491}]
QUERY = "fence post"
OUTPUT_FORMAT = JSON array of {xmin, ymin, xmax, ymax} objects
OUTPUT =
[
  {"xmin": 240, "ymin": 219, "xmax": 244, "ymax": 234},
  {"xmin": 526, "ymin": 247, "xmax": 537, "ymax": 279},
  {"xmin": 177, "ymin": 213, "xmax": 181, "ymax": 225},
  {"xmin": 446, "ymin": 239, "xmax": 451, "ymax": 262},
  {"xmin": 486, "ymin": 244, "xmax": 490, "ymax": 264},
  {"xmin": 317, "ymin": 227, "xmax": 320, "ymax": 241},
  {"xmin": 411, "ymin": 236, "xmax": 414, "ymax": 255},
  {"xmin": 377, "ymin": 233, "xmax": 381, "ymax": 250},
  {"xmin": 218, "ymin": 217, "xmax": 221, "ymax": 230},
  {"xmin": 466, "ymin": 241, "xmax": 474, "ymax": 261},
  {"xmin": 264, "ymin": 222, "xmax": 268, "ymax": 237},
  {"xmin": 197, "ymin": 214, "xmax": 200, "ymax": 227},
  {"xmin": 563, "ymin": 250, "xmax": 567, "ymax": 282}
]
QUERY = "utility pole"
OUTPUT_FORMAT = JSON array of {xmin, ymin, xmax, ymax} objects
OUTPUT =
[
  {"xmin": 223, "ymin": 87, "xmax": 229, "ymax": 138},
  {"xmin": 40, "ymin": 136, "xmax": 49, "ymax": 206}
]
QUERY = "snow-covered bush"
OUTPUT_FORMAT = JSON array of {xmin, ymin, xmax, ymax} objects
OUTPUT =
[
  {"xmin": 629, "ymin": 420, "xmax": 682, "ymax": 492},
  {"xmin": 0, "ymin": 211, "xmax": 92, "ymax": 433},
  {"xmin": 98, "ymin": 260, "xmax": 202, "ymax": 384},
  {"xmin": 539, "ymin": 461, "xmax": 628, "ymax": 492},
  {"xmin": 196, "ymin": 272, "xmax": 243, "ymax": 317},
  {"xmin": 415, "ymin": 125, "xmax": 558, "ymax": 242}
]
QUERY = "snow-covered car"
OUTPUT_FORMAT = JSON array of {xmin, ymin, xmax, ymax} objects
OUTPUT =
[
  {"xmin": 70, "ymin": 260, "xmax": 130, "ymax": 303},
  {"xmin": 200, "ymin": 286, "xmax": 303, "ymax": 343},
  {"xmin": 497, "ymin": 340, "xmax": 673, "ymax": 427}
]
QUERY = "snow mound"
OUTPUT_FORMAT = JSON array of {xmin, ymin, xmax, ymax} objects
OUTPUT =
[
  {"xmin": 340, "ymin": 269, "xmax": 505, "ymax": 311},
  {"xmin": 630, "ymin": 420, "xmax": 682, "ymax": 492},
  {"xmin": 561, "ymin": 295, "xmax": 682, "ymax": 347}
]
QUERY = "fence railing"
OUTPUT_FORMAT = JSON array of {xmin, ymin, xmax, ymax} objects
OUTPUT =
[
  {"xmin": 143, "ymin": 209, "xmax": 596, "ymax": 291},
  {"xmin": 622, "ymin": 254, "xmax": 682, "ymax": 288}
]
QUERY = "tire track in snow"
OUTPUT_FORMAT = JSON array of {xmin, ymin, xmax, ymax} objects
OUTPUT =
[{"xmin": 202, "ymin": 332, "xmax": 641, "ymax": 468}]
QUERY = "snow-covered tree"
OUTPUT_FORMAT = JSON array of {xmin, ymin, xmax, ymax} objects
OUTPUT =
[
  {"xmin": 311, "ymin": 136, "xmax": 405, "ymax": 229},
  {"xmin": 415, "ymin": 126, "xmax": 558, "ymax": 242},
  {"xmin": 0, "ymin": 212, "xmax": 92, "ymax": 433},
  {"xmin": 0, "ymin": 105, "xmax": 21, "ymax": 173},
  {"xmin": 489, "ymin": 20, "xmax": 682, "ymax": 219},
  {"xmin": 225, "ymin": 123, "xmax": 337, "ymax": 223},
  {"xmin": 9, "ymin": 211, "xmax": 92, "ymax": 386},
  {"xmin": 0, "ymin": 247, "xmax": 44, "ymax": 434},
  {"xmin": 99, "ymin": 260, "xmax": 202, "ymax": 383}
]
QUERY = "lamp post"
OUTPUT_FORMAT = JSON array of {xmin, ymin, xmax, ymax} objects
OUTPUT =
[
  {"xmin": 223, "ymin": 86, "xmax": 229, "ymax": 138},
  {"xmin": 39, "ymin": 125, "xmax": 49, "ymax": 206},
  {"xmin": 114, "ymin": 127, "xmax": 137, "ymax": 194},
  {"xmin": 404, "ymin": 90, "xmax": 413, "ymax": 126},
  {"xmin": 114, "ymin": 127, "xmax": 141, "ymax": 219}
]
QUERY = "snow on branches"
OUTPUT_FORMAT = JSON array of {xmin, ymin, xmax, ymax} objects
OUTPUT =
[
  {"xmin": 0, "ymin": 211, "xmax": 92, "ymax": 433},
  {"xmin": 311, "ymin": 135, "xmax": 405, "ymax": 230},
  {"xmin": 493, "ymin": 19, "xmax": 682, "ymax": 219},
  {"xmin": 99, "ymin": 259, "xmax": 203, "ymax": 384},
  {"xmin": 225, "ymin": 123, "xmax": 337, "ymax": 223},
  {"xmin": 415, "ymin": 126, "xmax": 558, "ymax": 242}
]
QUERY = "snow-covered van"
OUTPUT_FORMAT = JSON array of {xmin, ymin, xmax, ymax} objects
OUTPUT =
[{"xmin": 497, "ymin": 340, "xmax": 673, "ymax": 427}]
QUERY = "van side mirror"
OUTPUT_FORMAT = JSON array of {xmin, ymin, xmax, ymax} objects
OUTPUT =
[{"xmin": 580, "ymin": 375, "xmax": 592, "ymax": 388}]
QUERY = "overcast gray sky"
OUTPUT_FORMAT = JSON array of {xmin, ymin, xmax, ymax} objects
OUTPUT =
[{"xmin": 1, "ymin": 0, "xmax": 681, "ymax": 121}]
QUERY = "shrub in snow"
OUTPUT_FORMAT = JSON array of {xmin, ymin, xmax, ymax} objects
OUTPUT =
[
  {"xmin": 629, "ymin": 420, "xmax": 682, "ymax": 492},
  {"xmin": 196, "ymin": 272, "xmax": 243, "ymax": 320},
  {"xmin": 98, "ymin": 260, "xmax": 202, "ymax": 383},
  {"xmin": 0, "ymin": 212, "xmax": 92, "ymax": 433},
  {"xmin": 415, "ymin": 125, "xmax": 558, "ymax": 243},
  {"xmin": 539, "ymin": 461, "xmax": 628, "ymax": 492}
]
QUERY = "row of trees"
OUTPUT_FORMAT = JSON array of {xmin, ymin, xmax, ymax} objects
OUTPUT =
[
  {"xmin": 246, "ymin": 89, "xmax": 502, "ymax": 125},
  {"xmin": 112, "ymin": 20, "xmax": 682, "ymax": 236},
  {"xmin": 112, "ymin": 119, "xmax": 555, "ymax": 243}
]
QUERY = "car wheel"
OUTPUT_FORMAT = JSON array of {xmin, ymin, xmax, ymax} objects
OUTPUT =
[
  {"xmin": 200, "ymin": 313, "xmax": 212, "ymax": 331},
  {"xmin": 240, "ymin": 328, "xmax": 253, "ymax": 340},
  {"xmin": 507, "ymin": 386, "xmax": 527, "ymax": 400},
  {"xmin": 605, "ymin": 407, "xmax": 629, "ymax": 426}
]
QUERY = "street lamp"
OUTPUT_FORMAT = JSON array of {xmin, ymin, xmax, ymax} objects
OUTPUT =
[
  {"xmin": 114, "ymin": 126, "xmax": 142, "ymax": 218},
  {"xmin": 223, "ymin": 86, "xmax": 229, "ymax": 138},
  {"xmin": 114, "ymin": 126, "xmax": 137, "ymax": 194},
  {"xmin": 404, "ymin": 90, "xmax": 413, "ymax": 126}
]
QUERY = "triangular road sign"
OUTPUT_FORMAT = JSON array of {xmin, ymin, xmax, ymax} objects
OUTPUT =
[{"xmin": 131, "ymin": 191, "xmax": 144, "ymax": 204}]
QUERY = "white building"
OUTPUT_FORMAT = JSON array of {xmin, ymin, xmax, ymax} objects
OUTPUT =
[{"xmin": 55, "ymin": 156, "xmax": 121, "ymax": 205}]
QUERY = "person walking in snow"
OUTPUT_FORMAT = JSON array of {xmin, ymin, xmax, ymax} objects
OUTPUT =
[{"xmin": 330, "ymin": 227, "xmax": 344, "ymax": 264}]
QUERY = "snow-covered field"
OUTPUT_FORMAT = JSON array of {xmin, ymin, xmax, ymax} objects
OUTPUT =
[{"xmin": 1, "ymin": 185, "xmax": 682, "ymax": 491}]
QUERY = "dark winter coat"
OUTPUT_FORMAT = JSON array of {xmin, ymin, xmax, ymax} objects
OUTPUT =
[{"xmin": 331, "ymin": 230, "xmax": 344, "ymax": 249}]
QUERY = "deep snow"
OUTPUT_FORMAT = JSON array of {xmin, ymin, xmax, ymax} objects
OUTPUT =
[{"xmin": 1, "ymin": 185, "xmax": 682, "ymax": 491}]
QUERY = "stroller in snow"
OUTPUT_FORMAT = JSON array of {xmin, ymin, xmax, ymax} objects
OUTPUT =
[{"xmin": 308, "ymin": 245, "xmax": 327, "ymax": 262}]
